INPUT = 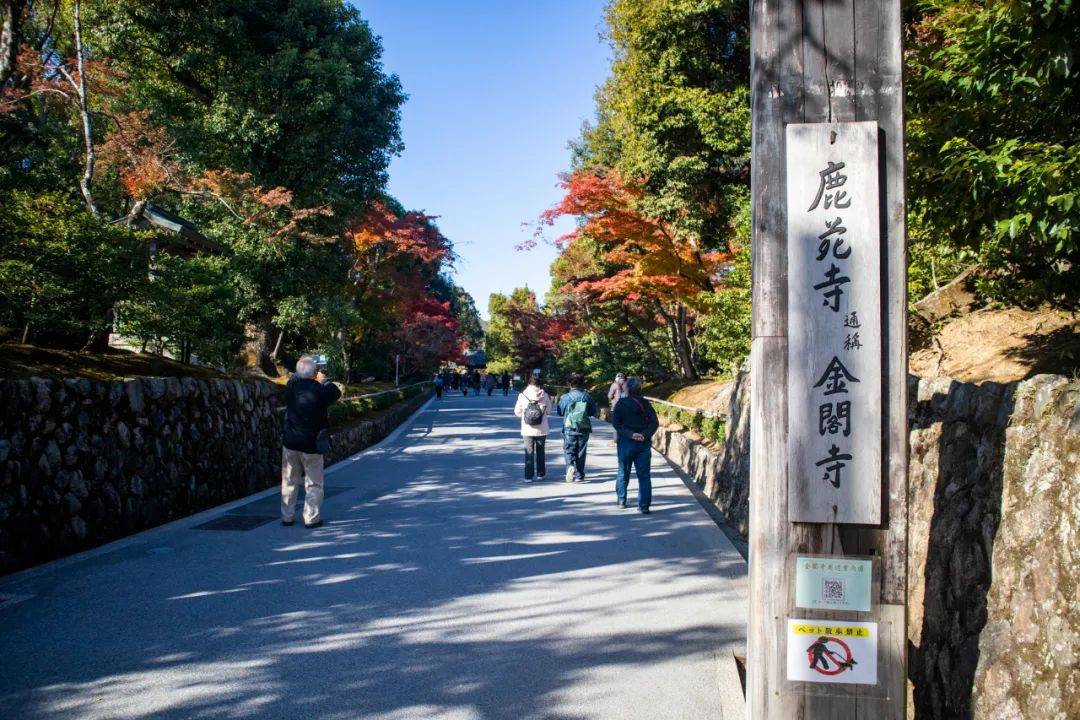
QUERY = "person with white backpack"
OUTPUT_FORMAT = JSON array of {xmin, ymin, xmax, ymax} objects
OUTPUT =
[
  {"xmin": 556, "ymin": 373, "xmax": 598, "ymax": 482},
  {"xmin": 513, "ymin": 372, "xmax": 554, "ymax": 482}
]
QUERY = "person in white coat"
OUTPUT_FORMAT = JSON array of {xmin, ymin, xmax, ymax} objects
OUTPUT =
[{"xmin": 513, "ymin": 374, "xmax": 554, "ymax": 482}]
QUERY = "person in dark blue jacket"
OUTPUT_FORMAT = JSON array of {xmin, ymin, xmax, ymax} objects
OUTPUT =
[
  {"xmin": 610, "ymin": 377, "xmax": 659, "ymax": 513},
  {"xmin": 281, "ymin": 356, "xmax": 342, "ymax": 528},
  {"xmin": 556, "ymin": 373, "xmax": 599, "ymax": 483}
]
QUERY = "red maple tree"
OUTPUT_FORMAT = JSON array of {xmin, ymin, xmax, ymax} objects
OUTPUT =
[
  {"xmin": 394, "ymin": 298, "xmax": 461, "ymax": 376},
  {"xmin": 504, "ymin": 303, "xmax": 577, "ymax": 372},
  {"xmin": 539, "ymin": 169, "xmax": 732, "ymax": 379},
  {"xmin": 349, "ymin": 200, "xmax": 453, "ymax": 308}
]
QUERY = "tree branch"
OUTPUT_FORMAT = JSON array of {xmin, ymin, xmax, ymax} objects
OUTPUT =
[
  {"xmin": 172, "ymin": 187, "xmax": 245, "ymax": 221},
  {"xmin": 72, "ymin": 0, "xmax": 99, "ymax": 218}
]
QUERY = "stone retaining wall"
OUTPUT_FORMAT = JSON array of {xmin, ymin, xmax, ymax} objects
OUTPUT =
[
  {"xmin": 0, "ymin": 376, "xmax": 282, "ymax": 574},
  {"xmin": 652, "ymin": 371, "xmax": 1078, "ymax": 720},
  {"xmin": 909, "ymin": 374, "xmax": 1078, "ymax": 720},
  {"xmin": 651, "ymin": 364, "xmax": 751, "ymax": 536},
  {"xmin": 0, "ymin": 377, "xmax": 432, "ymax": 576},
  {"xmin": 325, "ymin": 390, "xmax": 429, "ymax": 465}
]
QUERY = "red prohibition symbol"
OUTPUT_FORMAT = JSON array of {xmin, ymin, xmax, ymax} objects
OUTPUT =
[{"xmin": 806, "ymin": 635, "xmax": 856, "ymax": 676}]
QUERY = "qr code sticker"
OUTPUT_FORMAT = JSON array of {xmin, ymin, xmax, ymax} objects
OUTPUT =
[{"xmin": 822, "ymin": 578, "xmax": 846, "ymax": 603}]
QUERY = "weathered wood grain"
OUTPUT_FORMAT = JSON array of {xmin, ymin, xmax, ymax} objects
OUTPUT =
[
  {"xmin": 748, "ymin": 0, "xmax": 907, "ymax": 716},
  {"xmin": 786, "ymin": 121, "xmax": 882, "ymax": 524}
]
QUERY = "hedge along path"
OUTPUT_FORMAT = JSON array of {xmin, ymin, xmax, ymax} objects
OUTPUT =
[{"xmin": 274, "ymin": 380, "xmax": 432, "ymax": 428}]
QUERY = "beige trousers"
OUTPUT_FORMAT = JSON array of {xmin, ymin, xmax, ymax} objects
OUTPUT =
[{"xmin": 281, "ymin": 448, "xmax": 325, "ymax": 525}]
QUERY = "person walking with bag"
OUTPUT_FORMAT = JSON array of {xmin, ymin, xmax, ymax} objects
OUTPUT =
[
  {"xmin": 281, "ymin": 356, "xmax": 342, "ymax": 528},
  {"xmin": 556, "ymin": 373, "xmax": 598, "ymax": 483},
  {"xmin": 513, "ymin": 373, "xmax": 553, "ymax": 483},
  {"xmin": 607, "ymin": 372, "xmax": 629, "ymax": 445},
  {"xmin": 611, "ymin": 377, "xmax": 659, "ymax": 514}
]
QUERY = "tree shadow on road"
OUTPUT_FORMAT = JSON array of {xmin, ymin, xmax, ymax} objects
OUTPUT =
[{"xmin": 0, "ymin": 397, "xmax": 746, "ymax": 720}]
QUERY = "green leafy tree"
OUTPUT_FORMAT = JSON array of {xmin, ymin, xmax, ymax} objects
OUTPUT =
[
  {"xmin": 906, "ymin": 0, "xmax": 1079, "ymax": 305},
  {"xmin": 696, "ymin": 241, "xmax": 751, "ymax": 376},
  {"xmin": 484, "ymin": 292, "xmax": 521, "ymax": 372},
  {"xmin": 576, "ymin": 0, "xmax": 750, "ymax": 249},
  {"xmin": 0, "ymin": 190, "xmax": 144, "ymax": 346},
  {"xmin": 89, "ymin": 0, "xmax": 405, "ymax": 208},
  {"xmin": 115, "ymin": 253, "xmax": 244, "ymax": 364},
  {"xmin": 544, "ymin": 0, "xmax": 753, "ymax": 383}
]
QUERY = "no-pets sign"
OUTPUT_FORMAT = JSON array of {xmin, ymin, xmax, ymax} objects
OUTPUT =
[{"xmin": 786, "ymin": 619, "xmax": 878, "ymax": 685}]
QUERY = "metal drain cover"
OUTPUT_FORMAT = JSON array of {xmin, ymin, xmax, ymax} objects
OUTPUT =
[{"xmin": 193, "ymin": 515, "xmax": 279, "ymax": 531}]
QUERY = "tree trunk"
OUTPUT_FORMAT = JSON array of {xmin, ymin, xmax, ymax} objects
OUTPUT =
[
  {"xmin": 83, "ymin": 328, "xmax": 109, "ymax": 352},
  {"xmin": 654, "ymin": 300, "xmax": 698, "ymax": 380},
  {"xmin": 337, "ymin": 328, "xmax": 352, "ymax": 382},
  {"xmin": 0, "ymin": 1, "xmax": 26, "ymax": 89},
  {"xmin": 20, "ymin": 322, "xmax": 29, "ymax": 344},
  {"xmin": 243, "ymin": 311, "xmax": 279, "ymax": 376},
  {"xmin": 675, "ymin": 304, "xmax": 699, "ymax": 377},
  {"xmin": 620, "ymin": 304, "xmax": 668, "ymax": 375},
  {"xmin": 72, "ymin": 0, "xmax": 99, "ymax": 219},
  {"xmin": 124, "ymin": 199, "xmax": 147, "ymax": 227},
  {"xmin": 270, "ymin": 327, "xmax": 284, "ymax": 360}
]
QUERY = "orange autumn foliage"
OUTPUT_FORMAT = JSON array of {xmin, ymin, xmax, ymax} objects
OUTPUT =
[
  {"xmin": 348, "ymin": 200, "xmax": 454, "ymax": 310},
  {"xmin": 97, "ymin": 110, "xmax": 181, "ymax": 200},
  {"xmin": 540, "ymin": 170, "xmax": 731, "ymax": 307},
  {"xmin": 0, "ymin": 43, "xmax": 123, "ymax": 113}
]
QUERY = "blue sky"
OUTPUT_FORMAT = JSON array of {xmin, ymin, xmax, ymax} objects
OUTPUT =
[{"xmin": 353, "ymin": 1, "xmax": 611, "ymax": 319}]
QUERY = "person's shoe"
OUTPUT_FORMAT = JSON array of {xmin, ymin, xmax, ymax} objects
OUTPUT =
[
  {"xmin": 304, "ymin": 520, "xmax": 322, "ymax": 529},
  {"xmin": 617, "ymin": 499, "xmax": 627, "ymax": 509},
  {"xmin": 537, "ymin": 476, "xmax": 545, "ymax": 482},
  {"xmin": 281, "ymin": 519, "xmax": 295, "ymax": 526},
  {"xmin": 565, "ymin": 466, "xmax": 576, "ymax": 483},
  {"xmin": 639, "ymin": 506, "xmax": 651, "ymax": 515},
  {"xmin": 524, "ymin": 477, "xmax": 533, "ymax": 484}
]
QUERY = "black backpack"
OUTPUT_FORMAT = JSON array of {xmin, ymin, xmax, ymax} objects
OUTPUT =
[{"xmin": 523, "ymin": 396, "xmax": 545, "ymax": 426}]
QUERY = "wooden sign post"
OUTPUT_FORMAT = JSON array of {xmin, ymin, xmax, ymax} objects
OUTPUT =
[{"xmin": 747, "ymin": 1, "xmax": 907, "ymax": 718}]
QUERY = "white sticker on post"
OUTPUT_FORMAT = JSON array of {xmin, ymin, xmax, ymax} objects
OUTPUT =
[{"xmin": 786, "ymin": 618, "xmax": 878, "ymax": 685}]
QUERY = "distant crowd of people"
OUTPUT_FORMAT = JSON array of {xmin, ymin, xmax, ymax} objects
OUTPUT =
[{"xmin": 432, "ymin": 369, "xmax": 512, "ymax": 399}]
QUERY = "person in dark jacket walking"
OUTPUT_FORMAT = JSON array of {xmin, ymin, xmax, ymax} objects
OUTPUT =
[
  {"xmin": 556, "ymin": 373, "xmax": 598, "ymax": 483},
  {"xmin": 281, "ymin": 356, "xmax": 342, "ymax": 528},
  {"xmin": 610, "ymin": 377, "xmax": 659, "ymax": 513}
]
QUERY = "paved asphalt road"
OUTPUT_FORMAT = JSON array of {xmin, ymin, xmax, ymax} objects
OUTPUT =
[{"xmin": 0, "ymin": 392, "xmax": 747, "ymax": 720}]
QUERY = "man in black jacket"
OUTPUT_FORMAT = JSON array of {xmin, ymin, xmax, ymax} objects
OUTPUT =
[
  {"xmin": 610, "ymin": 377, "xmax": 659, "ymax": 514},
  {"xmin": 281, "ymin": 356, "xmax": 342, "ymax": 528}
]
